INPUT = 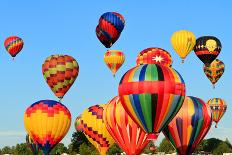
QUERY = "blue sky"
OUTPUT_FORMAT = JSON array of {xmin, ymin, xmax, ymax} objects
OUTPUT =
[{"xmin": 0, "ymin": 0, "xmax": 231, "ymax": 148}]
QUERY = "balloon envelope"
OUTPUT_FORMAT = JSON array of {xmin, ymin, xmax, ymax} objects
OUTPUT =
[
  {"xmin": 96, "ymin": 12, "xmax": 125, "ymax": 48},
  {"xmin": 171, "ymin": 30, "xmax": 196, "ymax": 63},
  {"xmin": 79, "ymin": 104, "xmax": 114, "ymax": 155},
  {"xmin": 42, "ymin": 54, "xmax": 79, "ymax": 99},
  {"xmin": 4, "ymin": 36, "xmax": 24, "ymax": 58},
  {"xmin": 118, "ymin": 64, "xmax": 186, "ymax": 138},
  {"xmin": 203, "ymin": 59, "xmax": 225, "ymax": 88},
  {"xmin": 194, "ymin": 36, "xmax": 221, "ymax": 66},
  {"xmin": 104, "ymin": 50, "xmax": 125, "ymax": 76},
  {"xmin": 207, "ymin": 98, "xmax": 227, "ymax": 128},
  {"xmin": 136, "ymin": 47, "xmax": 173, "ymax": 67},
  {"xmin": 163, "ymin": 96, "xmax": 212, "ymax": 155},
  {"xmin": 24, "ymin": 100, "xmax": 71, "ymax": 155},
  {"xmin": 104, "ymin": 96, "xmax": 149, "ymax": 155}
]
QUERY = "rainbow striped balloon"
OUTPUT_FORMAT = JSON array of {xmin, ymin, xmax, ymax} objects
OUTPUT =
[
  {"xmin": 207, "ymin": 98, "xmax": 227, "ymax": 128},
  {"xmin": 79, "ymin": 104, "xmax": 114, "ymax": 155},
  {"xmin": 163, "ymin": 96, "xmax": 212, "ymax": 155},
  {"xmin": 104, "ymin": 50, "xmax": 125, "ymax": 76},
  {"xmin": 118, "ymin": 64, "xmax": 186, "ymax": 138},
  {"xmin": 24, "ymin": 100, "xmax": 71, "ymax": 155},
  {"xmin": 104, "ymin": 96, "xmax": 149, "ymax": 155}
]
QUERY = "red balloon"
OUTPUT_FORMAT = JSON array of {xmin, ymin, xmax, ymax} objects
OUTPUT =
[
  {"xmin": 104, "ymin": 96, "xmax": 149, "ymax": 155},
  {"xmin": 4, "ymin": 36, "xmax": 24, "ymax": 58},
  {"xmin": 136, "ymin": 47, "xmax": 173, "ymax": 67}
]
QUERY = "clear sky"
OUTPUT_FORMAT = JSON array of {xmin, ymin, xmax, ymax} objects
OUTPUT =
[{"xmin": 0, "ymin": 0, "xmax": 231, "ymax": 148}]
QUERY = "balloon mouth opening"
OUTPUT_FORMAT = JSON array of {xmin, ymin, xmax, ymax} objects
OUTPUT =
[{"xmin": 147, "ymin": 133, "xmax": 159, "ymax": 141}]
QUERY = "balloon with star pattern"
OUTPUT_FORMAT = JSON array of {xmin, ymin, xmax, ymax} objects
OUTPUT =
[{"xmin": 136, "ymin": 47, "xmax": 173, "ymax": 67}]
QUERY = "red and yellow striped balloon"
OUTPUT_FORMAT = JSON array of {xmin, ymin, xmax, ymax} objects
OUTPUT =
[
  {"xmin": 104, "ymin": 50, "xmax": 125, "ymax": 77},
  {"xmin": 4, "ymin": 36, "xmax": 24, "ymax": 58},
  {"xmin": 79, "ymin": 104, "xmax": 114, "ymax": 155},
  {"xmin": 136, "ymin": 47, "xmax": 173, "ymax": 67},
  {"xmin": 24, "ymin": 100, "xmax": 71, "ymax": 155},
  {"xmin": 42, "ymin": 55, "xmax": 79, "ymax": 99},
  {"xmin": 104, "ymin": 96, "xmax": 149, "ymax": 155},
  {"xmin": 163, "ymin": 96, "xmax": 212, "ymax": 155},
  {"xmin": 207, "ymin": 98, "xmax": 227, "ymax": 128}
]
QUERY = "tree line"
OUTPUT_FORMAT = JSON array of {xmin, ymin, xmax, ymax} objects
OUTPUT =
[{"xmin": 0, "ymin": 131, "xmax": 231, "ymax": 155}]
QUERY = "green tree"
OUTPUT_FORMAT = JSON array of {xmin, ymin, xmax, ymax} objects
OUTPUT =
[
  {"xmin": 68, "ymin": 131, "xmax": 89, "ymax": 154},
  {"xmin": 50, "ymin": 143, "xmax": 68, "ymax": 155},
  {"xmin": 158, "ymin": 138, "xmax": 175, "ymax": 153},
  {"xmin": 213, "ymin": 142, "xmax": 232, "ymax": 155},
  {"xmin": 2, "ymin": 146, "xmax": 13, "ymax": 154},
  {"xmin": 79, "ymin": 143, "xmax": 98, "ymax": 155},
  {"xmin": 13, "ymin": 143, "xmax": 32, "ymax": 155},
  {"xmin": 107, "ymin": 143, "xmax": 122, "ymax": 155}
]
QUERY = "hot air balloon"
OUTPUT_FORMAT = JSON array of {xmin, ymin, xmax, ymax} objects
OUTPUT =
[
  {"xmin": 26, "ymin": 134, "xmax": 39, "ymax": 155},
  {"xmin": 163, "ymin": 96, "xmax": 212, "ymax": 155},
  {"xmin": 104, "ymin": 96, "xmax": 149, "ymax": 155},
  {"xmin": 4, "ymin": 36, "xmax": 24, "ymax": 59},
  {"xmin": 24, "ymin": 100, "xmax": 71, "ymax": 155},
  {"xmin": 118, "ymin": 64, "xmax": 186, "ymax": 141},
  {"xmin": 194, "ymin": 36, "xmax": 221, "ymax": 66},
  {"xmin": 42, "ymin": 55, "xmax": 79, "ymax": 100},
  {"xmin": 79, "ymin": 104, "xmax": 114, "ymax": 155},
  {"xmin": 171, "ymin": 30, "xmax": 196, "ymax": 63},
  {"xmin": 75, "ymin": 115, "xmax": 83, "ymax": 131},
  {"xmin": 136, "ymin": 47, "xmax": 173, "ymax": 67},
  {"xmin": 203, "ymin": 59, "xmax": 225, "ymax": 88},
  {"xmin": 104, "ymin": 50, "xmax": 125, "ymax": 76},
  {"xmin": 96, "ymin": 12, "xmax": 125, "ymax": 48},
  {"xmin": 207, "ymin": 98, "xmax": 227, "ymax": 128}
]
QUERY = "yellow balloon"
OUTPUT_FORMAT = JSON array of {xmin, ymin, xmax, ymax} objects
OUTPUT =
[
  {"xmin": 104, "ymin": 50, "xmax": 125, "ymax": 77},
  {"xmin": 80, "ymin": 104, "xmax": 114, "ymax": 155},
  {"xmin": 171, "ymin": 30, "xmax": 196, "ymax": 63}
]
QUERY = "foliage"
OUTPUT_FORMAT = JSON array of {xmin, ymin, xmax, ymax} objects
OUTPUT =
[
  {"xmin": 1, "ymin": 146, "xmax": 13, "ymax": 154},
  {"xmin": 107, "ymin": 143, "xmax": 123, "ymax": 155},
  {"xmin": 13, "ymin": 143, "xmax": 31, "ymax": 155},
  {"xmin": 50, "ymin": 143, "xmax": 68, "ymax": 155},
  {"xmin": 79, "ymin": 143, "xmax": 98, "ymax": 155},
  {"xmin": 69, "ymin": 131, "xmax": 89, "ymax": 154},
  {"xmin": 157, "ymin": 138, "xmax": 175, "ymax": 153},
  {"xmin": 213, "ymin": 142, "xmax": 232, "ymax": 155}
]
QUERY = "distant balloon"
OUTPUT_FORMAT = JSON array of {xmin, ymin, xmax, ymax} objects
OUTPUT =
[
  {"xmin": 96, "ymin": 12, "xmax": 125, "ymax": 48},
  {"xmin": 42, "ymin": 54, "xmax": 79, "ymax": 99},
  {"xmin": 104, "ymin": 96, "xmax": 149, "ymax": 155},
  {"xmin": 75, "ymin": 115, "xmax": 83, "ymax": 132},
  {"xmin": 26, "ymin": 134, "xmax": 39, "ymax": 155},
  {"xmin": 136, "ymin": 47, "xmax": 173, "ymax": 67},
  {"xmin": 79, "ymin": 104, "xmax": 114, "ymax": 155},
  {"xmin": 24, "ymin": 100, "xmax": 71, "ymax": 155},
  {"xmin": 118, "ymin": 64, "xmax": 186, "ymax": 140},
  {"xmin": 104, "ymin": 50, "xmax": 125, "ymax": 76},
  {"xmin": 203, "ymin": 59, "xmax": 225, "ymax": 88},
  {"xmin": 171, "ymin": 30, "xmax": 196, "ymax": 63},
  {"xmin": 4, "ymin": 36, "xmax": 24, "ymax": 59},
  {"xmin": 207, "ymin": 98, "xmax": 227, "ymax": 128},
  {"xmin": 163, "ymin": 96, "xmax": 212, "ymax": 155},
  {"xmin": 194, "ymin": 36, "xmax": 221, "ymax": 66}
]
